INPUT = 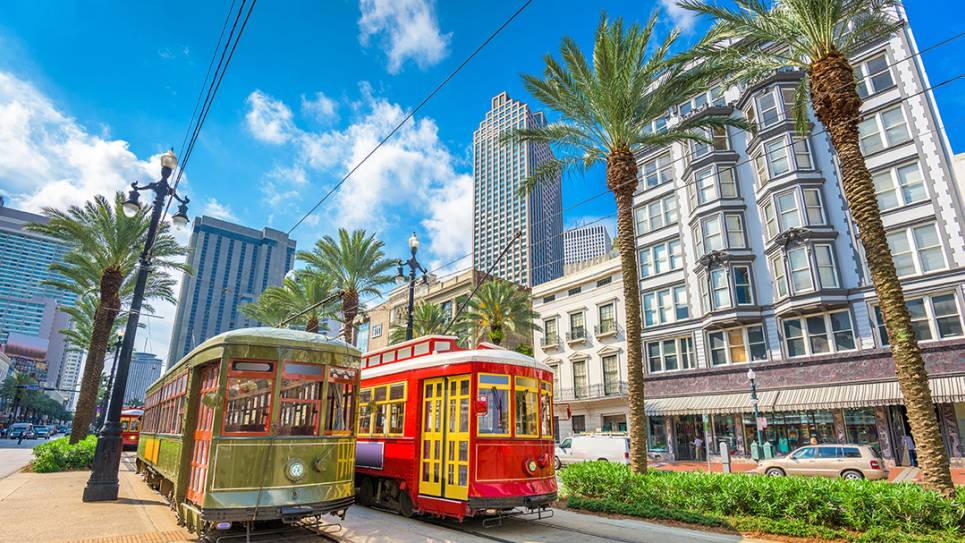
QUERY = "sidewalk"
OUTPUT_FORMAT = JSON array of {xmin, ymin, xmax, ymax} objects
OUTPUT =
[
  {"xmin": 0, "ymin": 461, "xmax": 193, "ymax": 543},
  {"xmin": 651, "ymin": 460, "xmax": 965, "ymax": 484}
]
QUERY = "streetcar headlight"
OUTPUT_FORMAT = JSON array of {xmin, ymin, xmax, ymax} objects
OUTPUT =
[
  {"xmin": 524, "ymin": 458, "xmax": 538, "ymax": 475},
  {"xmin": 286, "ymin": 459, "xmax": 306, "ymax": 482}
]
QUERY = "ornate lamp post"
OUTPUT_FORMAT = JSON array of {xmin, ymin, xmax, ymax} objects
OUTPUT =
[
  {"xmin": 394, "ymin": 233, "xmax": 428, "ymax": 341},
  {"xmin": 748, "ymin": 367, "xmax": 765, "ymax": 457},
  {"xmin": 84, "ymin": 149, "xmax": 189, "ymax": 502},
  {"xmin": 96, "ymin": 332, "xmax": 125, "ymax": 430}
]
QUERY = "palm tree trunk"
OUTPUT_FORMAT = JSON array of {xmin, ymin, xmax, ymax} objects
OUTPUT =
[
  {"xmin": 342, "ymin": 290, "xmax": 359, "ymax": 345},
  {"xmin": 490, "ymin": 325, "xmax": 503, "ymax": 346},
  {"xmin": 810, "ymin": 51, "xmax": 954, "ymax": 497},
  {"xmin": 69, "ymin": 269, "xmax": 123, "ymax": 444},
  {"xmin": 608, "ymin": 147, "xmax": 647, "ymax": 474}
]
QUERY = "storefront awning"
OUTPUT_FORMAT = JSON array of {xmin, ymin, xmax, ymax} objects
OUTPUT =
[
  {"xmin": 769, "ymin": 376, "xmax": 965, "ymax": 412},
  {"xmin": 645, "ymin": 390, "xmax": 779, "ymax": 416}
]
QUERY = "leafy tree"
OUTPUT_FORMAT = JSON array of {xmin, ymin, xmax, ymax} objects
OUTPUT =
[
  {"xmin": 507, "ymin": 13, "xmax": 744, "ymax": 473},
  {"xmin": 243, "ymin": 271, "xmax": 336, "ymax": 333},
  {"xmin": 27, "ymin": 193, "xmax": 189, "ymax": 444},
  {"xmin": 388, "ymin": 301, "xmax": 465, "ymax": 344},
  {"xmin": 682, "ymin": 0, "xmax": 954, "ymax": 498},
  {"xmin": 297, "ymin": 229, "xmax": 395, "ymax": 344},
  {"xmin": 461, "ymin": 280, "xmax": 541, "ymax": 346}
]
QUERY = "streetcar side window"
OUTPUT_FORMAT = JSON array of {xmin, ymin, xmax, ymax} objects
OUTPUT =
[
  {"xmin": 223, "ymin": 361, "xmax": 274, "ymax": 435},
  {"xmin": 540, "ymin": 380, "xmax": 553, "ymax": 438},
  {"xmin": 324, "ymin": 367, "xmax": 357, "ymax": 435},
  {"xmin": 477, "ymin": 374, "xmax": 510, "ymax": 436},
  {"xmin": 514, "ymin": 377, "xmax": 539, "ymax": 438},
  {"xmin": 357, "ymin": 388, "xmax": 373, "ymax": 435},
  {"xmin": 359, "ymin": 382, "xmax": 406, "ymax": 436},
  {"xmin": 277, "ymin": 362, "xmax": 324, "ymax": 436}
]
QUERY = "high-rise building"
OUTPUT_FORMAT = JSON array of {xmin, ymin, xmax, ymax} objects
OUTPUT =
[
  {"xmin": 166, "ymin": 216, "xmax": 296, "ymax": 367},
  {"xmin": 563, "ymin": 224, "xmax": 612, "ymax": 265},
  {"xmin": 472, "ymin": 91, "xmax": 563, "ymax": 287},
  {"xmin": 0, "ymin": 203, "xmax": 78, "ymax": 399},
  {"xmin": 533, "ymin": 5, "xmax": 965, "ymax": 467},
  {"xmin": 124, "ymin": 352, "xmax": 163, "ymax": 404}
]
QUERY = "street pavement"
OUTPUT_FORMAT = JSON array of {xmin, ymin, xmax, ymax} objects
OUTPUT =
[{"xmin": 0, "ymin": 435, "xmax": 45, "ymax": 480}]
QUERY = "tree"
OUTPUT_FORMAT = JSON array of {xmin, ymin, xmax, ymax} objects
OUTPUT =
[
  {"xmin": 507, "ymin": 13, "xmax": 744, "ymax": 473},
  {"xmin": 242, "ymin": 271, "xmax": 336, "ymax": 333},
  {"xmin": 297, "ymin": 229, "xmax": 395, "ymax": 344},
  {"xmin": 461, "ymin": 280, "xmax": 541, "ymax": 346},
  {"xmin": 27, "ymin": 193, "xmax": 189, "ymax": 444},
  {"xmin": 388, "ymin": 301, "xmax": 461, "ymax": 344},
  {"xmin": 682, "ymin": 0, "xmax": 954, "ymax": 498}
]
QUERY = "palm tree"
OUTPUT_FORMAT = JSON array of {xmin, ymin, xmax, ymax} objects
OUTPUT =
[
  {"xmin": 507, "ymin": 14, "xmax": 745, "ymax": 473},
  {"xmin": 297, "ymin": 229, "xmax": 395, "ymax": 344},
  {"xmin": 681, "ymin": 0, "xmax": 954, "ymax": 498},
  {"xmin": 461, "ymin": 280, "xmax": 540, "ymax": 346},
  {"xmin": 388, "ymin": 301, "xmax": 460, "ymax": 344},
  {"xmin": 242, "ymin": 271, "xmax": 336, "ymax": 333},
  {"xmin": 27, "ymin": 193, "xmax": 188, "ymax": 444}
]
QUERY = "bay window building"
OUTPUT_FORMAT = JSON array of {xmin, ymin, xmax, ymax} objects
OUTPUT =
[{"xmin": 628, "ymin": 4, "xmax": 965, "ymax": 467}]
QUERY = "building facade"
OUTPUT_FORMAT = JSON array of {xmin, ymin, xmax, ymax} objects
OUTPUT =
[
  {"xmin": 533, "ymin": 256, "xmax": 627, "ymax": 440},
  {"xmin": 617, "ymin": 10, "xmax": 965, "ymax": 467},
  {"xmin": 0, "ymin": 203, "xmax": 79, "ymax": 402},
  {"xmin": 124, "ymin": 352, "xmax": 163, "ymax": 404},
  {"xmin": 563, "ymin": 224, "xmax": 613, "ymax": 265},
  {"xmin": 472, "ymin": 91, "xmax": 564, "ymax": 287},
  {"xmin": 166, "ymin": 216, "xmax": 295, "ymax": 367}
]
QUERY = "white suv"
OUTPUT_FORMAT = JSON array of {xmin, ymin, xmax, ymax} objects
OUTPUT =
[{"xmin": 555, "ymin": 433, "xmax": 630, "ymax": 469}]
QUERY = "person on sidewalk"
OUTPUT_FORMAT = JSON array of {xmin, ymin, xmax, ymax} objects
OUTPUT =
[
  {"xmin": 693, "ymin": 436, "xmax": 703, "ymax": 461},
  {"xmin": 903, "ymin": 434, "xmax": 917, "ymax": 467}
]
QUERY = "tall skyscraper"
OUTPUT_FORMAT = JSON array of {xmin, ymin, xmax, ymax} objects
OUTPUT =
[
  {"xmin": 472, "ymin": 91, "xmax": 563, "ymax": 287},
  {"xmin": 563, "ymin": 224, "xmax": 612, "ymax": 265},
  {"xmin": 124, "ymin": 352, "xmax": 163, "ymax": 404},
  {"xmin": 0, "ymin": 203, "xmax": 78, "ymax": 400},
  {"xmin": 166, "ymin": 216, "xmax": 295, "ymax": 367}
]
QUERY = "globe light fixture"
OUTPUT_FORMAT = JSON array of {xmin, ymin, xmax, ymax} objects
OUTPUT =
[
  {"xmin": 122, "ymin": 184, "xmax": 142, "ymax": 218},
  {"xmin": 171, "ymin": 200, "xmax": 190, "ymax": 229}
]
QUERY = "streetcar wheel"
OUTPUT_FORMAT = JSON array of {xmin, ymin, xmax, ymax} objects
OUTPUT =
[
  {"xmin": 399, "ymin": 491, "xmax": 414, "ymax": 518},
  {"xmin": 358, "ymin": 478, "xmax": 375, "ymax": 507}
]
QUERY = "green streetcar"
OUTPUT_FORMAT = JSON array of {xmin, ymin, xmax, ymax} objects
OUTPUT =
[{"xmin": 136, "ymin": 327, "xmax": 361, "ymax": 538}]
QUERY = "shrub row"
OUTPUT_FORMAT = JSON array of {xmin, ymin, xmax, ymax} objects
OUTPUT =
[
  {"xmin": 559, "ymin": 462, "xmax": 965, "ymax": 537},
  {"xmin": 31, "ymin": 436, "xmax": 97, "ymax": 473}
]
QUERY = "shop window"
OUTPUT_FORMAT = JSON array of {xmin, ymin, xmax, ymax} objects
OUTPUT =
[
  {"xmin": 844, "ymin": 408, "xmax": 880, "ymax": 450},
  {"xmin": 572, "ymin": 415, "xmax": 586, "ymax": 434},
  {"xmin": 647, "ymin": 416, "xmax": 668, "ymax": 451},
  {"xmin": 478, "ymin": 374, "xmax": 510, "ymax": 436},
  {"xmin": 514, "ymin": 376, "xmax": 539, "ymax": 437}
]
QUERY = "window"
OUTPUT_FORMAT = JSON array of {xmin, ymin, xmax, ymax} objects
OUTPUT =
[
  {"xmin": 569, "ymin": 312, "xmax": 586, "ymax": 340},
  {"xmin": 734, "ymin": 265, "xmax": 754, "ymax": 304},
  {"xmin": 278, "ymin": 362, "xmax": 324, "ymax": 436},
  {"xmin": 776, "ymin": 191, "xmax": 801, "ymax": 230},
  {"xmin": 568, "ymin": 287, "xmax": 582, "ymax": 296},
  {"xmin": 540, "ymin": 381, "xmax": 553, "ymax": 438},
  {"xmin": 701, "ymin": 265, "xmax": 754, "ymax": 311},
  {"xmin": 872, "ymin": 162, "xmax": 927, "ymax": 211},
  {"xmin": 792, "ymin": 138, "xmax": 813, "ymax": 170},
  {"xmin": 814, "ymin": 245, "xmax": 839, "ymax": 288},
  {"xmin": 639, "ymin": 153, "xmax": 673, "ymax": 189},
  {"xmin": 573, "ymin": 360, "xmax": 588, "ymax": 398},
  {"xmin": 679, "ymin": 86, "xmax": 725, "ymax": 116},
  {"xmin": 690, "ymin": 165, "xmax": 738, "ymax": 207},
  {"xmin": 874, "ymin": 293, "xmax": 964, "ymax": 345},
  {"xmin": 478, "ymin": 374, "xmax": 510, "ymax": 435},
  {"xmin": 602, "ymin": 355, "xmax": 621, "ymax": 394},
  {"xmin": 598, "ymin": 303, "xmax": 616, "ymax": 333},
  {"xmin": 514, "ymin": 377, "xmax": 539, "ymax": 437},
  {"xmin": 371, "ymin": 324, "xmax": 382, "ymax": 338},
  {"xmin": 855, "ymin": 53, "xmax": 895, "ymax": 98},
  {"xmin": 639, "ymin": 238, "xmax": 682, "ymax": 278},
  {"xmin": 572, "ymin": 415, "xmax": 586, "ymax": 434},
  {"xmin": 359, "ymin": 381, "xmax": 406, "ymax": 436},
  {"xmin": 803, "ymin": 189, "xmax": 825, "ymax": 225},
  {"xmin": 635, "ymin": 195, "xmax": 677, "ymax": 234},
  {"xmin": 783, "ymin": 310, "xmax": 855, "ymax": 357},
  {"xmin": 708, "ymin": 325, "xmax": 767, "ymax": 365},
  {"xmin": 694, "ymin": 213, "xmax": 746, "ymax": 257},
  {"xmin": 756, "ymin": 92, "xmax": 781, "ymax": 128},
  {"xmin": 224, "ymin": 361, "xmax": 274, "ymax": 435},
  {"xmin": 324, "ymin": 367, "xmax": 356, "ymax": 434},
  {"xmin": 642, "ymin": 285, "xmax": 689, "ymax": 326},
  {"xmin": 788, "ymin": 246, "xmax": 814, "ymax": 293},
  {"xmin": 648, "ymin": 416, "xmax": 668, "ymax": 451},
  {"xmin": 596, "ymin": 276, "xmax": 612, "ymax": 287},
  {"xmin": 542, "ymin": 294, "xmax": 555, "ymax": 303},
  {"xmin": 692, "ymin": 126, "xmax": 729, "ymax": 158},
  {"xmin": 549, "ymin": 364, "xmax": 560, "ymax": 393},
  {"xmin": 543, "ymin": 318, "xmax": 559, "ymax": 345},
  {"xmin": 858, "ymin": 105, "xmax": 911, "ymax": 155},
  {"xmin": 646, "ymin": 336, "xmax": 695, "ymax": 372},
  {"xmin": 886, "ymin": 223, "xmax": 945, "ymax": 277},
  {"xmin": 766, "ymin": 138, "xmax": 790, "ymax": 176}
]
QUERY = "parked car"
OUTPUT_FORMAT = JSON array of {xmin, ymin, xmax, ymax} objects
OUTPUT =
[
  {"xmin": 555, "ymin": 433, "xmax": 630, "ymax": 469},
  {"xmin": 755, "ymin": 444, "xmax": 888, "ymax": 481},
  {"xmin": 33, "ymin": 425, "xmax": 51, "ymax": 439},
  {"xmin": 8, "ymin": 423, "xmax": 35, "ymax": 440}
]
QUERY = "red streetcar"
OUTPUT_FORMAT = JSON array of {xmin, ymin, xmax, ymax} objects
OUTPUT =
[
  {"xmin": 120, "ymin": 408, "xmax": 144, "ymax": 450},
  {"xmin": 354, "ymin": 336, "xmax": 556, "ymax": 521}
]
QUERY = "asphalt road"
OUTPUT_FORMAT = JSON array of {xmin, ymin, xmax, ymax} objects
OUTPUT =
[{"xmin": 0, "ymin": 433, "xmax": 57, "ymax": 480}]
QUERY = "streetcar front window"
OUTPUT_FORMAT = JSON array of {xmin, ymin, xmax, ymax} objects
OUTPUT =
[
  {"xmin": 514, "ymin": 377, "xmax": 539, "ymax": 438},
  {"xmin": 120, "ymin": 420, "xmax": 129, "ymax": 431},
  {"xmin": 278, "ymin": 362, "xmax": 324, "ymax": 436},
  {"xmin": 540, "ymin": 381, "xmax": 553, "ymax": 438},
  {"xmin": 477, "ymin": 374, "xmax": 510, "ymax": 436},
  {"xmin": 224, "ymin": 377, "xmax": 273, "ymax": 434}
]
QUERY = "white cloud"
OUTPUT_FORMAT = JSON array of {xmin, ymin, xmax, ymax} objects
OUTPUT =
[
  {"xmin": 245, "ymin": 90, "xmax": 294, "ymax": 144},
  {"xmin": 201, "ymin": 198, "xmax": 237, "ymax": 221},
  {"xmin": 659, "ymin": 0, "xmax": 697, "ymax": 33},
  {"xmin": 358, "ymin": 0, "xmax": 451, "ymax": 73},
  {"xmin": 301, "ymin": 92, "xmax": 338, "ymax": 124}
]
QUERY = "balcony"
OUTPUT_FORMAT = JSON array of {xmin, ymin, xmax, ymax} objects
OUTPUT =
[
  {"xmin": 565, "ymin": 327, "xmax": 588, "ymax": 344},
  {"xmin": 556, "ymin": 381, "xmax": 629, "ymax": 402},
  {"xmin": 541, "ymin": 334, "xmax": 561, "ymax": 350},
  {"xmin": 594, "ymin": 320, "xmax": 619, "ymax": 339}
]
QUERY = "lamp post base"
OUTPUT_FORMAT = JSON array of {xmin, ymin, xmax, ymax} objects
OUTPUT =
[{"xmin": 82, "ymin": 422, "xmax": 123, "ymax": 502}]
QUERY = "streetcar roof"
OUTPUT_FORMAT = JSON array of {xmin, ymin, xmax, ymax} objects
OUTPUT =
[{"xmin": 361, "ymin": 347, "xmax": 552, "ymax": 379}]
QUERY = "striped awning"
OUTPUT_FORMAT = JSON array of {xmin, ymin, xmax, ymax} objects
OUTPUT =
[
  {"xmin": 767, "ymin": 376, "xmax": 965, "ymax": 412},
  {"xmin": 645, "ymin": 390, "xmax": 779, "ymax": 416}
]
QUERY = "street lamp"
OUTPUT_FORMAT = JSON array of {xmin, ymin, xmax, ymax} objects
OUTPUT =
[
  {"xmin": 395, "ymin": 232, "xmax": 428, "ymax": 341},
  {"xmin": 96, "ymin": 332, "xmax": 125, "ymax": 430},
  {"xmin": 84, "ymin": 148, "xmax": 189, "ymax": 502},
  {"xmin": 747, "ymin": 367, "xmax": 765, "ymax": 459}
]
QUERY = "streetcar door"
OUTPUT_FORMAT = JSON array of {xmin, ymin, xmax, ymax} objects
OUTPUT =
[
  {"xmin": 186, "ymin": 363, "xmax": 219, "ymax": 505},
  {"xmin": 420, "ymin": 377, "xmax": 445, "ymax": 497},
  {"xmin": 444, "ymin": 375, "xmax": 471, "ymax": 501}
]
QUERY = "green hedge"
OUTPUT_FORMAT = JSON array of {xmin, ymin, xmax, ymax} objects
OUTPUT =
[
  {"xmin": 559, "ymin": 462, "xmax": 965, "ymax": 539},
  {"xmin": 31, "ymin": 436, "xmax": 97, "ymax": 473}
]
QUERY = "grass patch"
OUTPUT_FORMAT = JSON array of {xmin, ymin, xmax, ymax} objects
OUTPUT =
[{"xmin": 31, "ymin": 435, "xmax": 97, "ymax": 473}]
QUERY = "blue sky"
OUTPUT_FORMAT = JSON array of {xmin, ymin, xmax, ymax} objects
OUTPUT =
[{"xmin": 1, "ymin": 0, "xmax": 963, "ymax": 358}]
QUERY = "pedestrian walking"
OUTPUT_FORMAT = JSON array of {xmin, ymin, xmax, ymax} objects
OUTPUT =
[
  {"xmin": 903, "ymin": 434, "xmax": 917, "ymax": 467},
  {"xmin": 693, "ymin": 436, "xmax": 703, "ymax": 461},
  {"xmin": 17, "ymin": 429, "xmax": 25, "ymax": 445}
]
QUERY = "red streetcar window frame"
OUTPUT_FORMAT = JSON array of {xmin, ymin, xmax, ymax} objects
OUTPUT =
[
  {"xmin": 221, "ymin": 358, "xmax": 276, "ymax": 437},
  {"xmin": 324, "ymin": 367, "xmax": 358, "ymax": 436},
  {"xmin": 279, "ymin": 361, "xmax": 326, "ymax": 436}
]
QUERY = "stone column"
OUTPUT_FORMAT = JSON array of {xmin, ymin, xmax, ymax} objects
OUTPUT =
[{"xmin": 874, "ymin": 406, "xmax": 895, "ymax": 466}]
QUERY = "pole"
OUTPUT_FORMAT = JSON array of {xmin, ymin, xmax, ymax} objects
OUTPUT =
[
  {"xmin": 97, "ymin": 345, "xmax": 121, "ymax": 430},
  {"xmin": 83, "ymin": 177, "xmax": 168, "ymax": 502},
  {"xmin": 405, "ymin": 257, "xmax": 417, "ymax": 341},
  {"xmin": 751, "ymin": 377, "xmax": 764, "ymax": 453}
]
